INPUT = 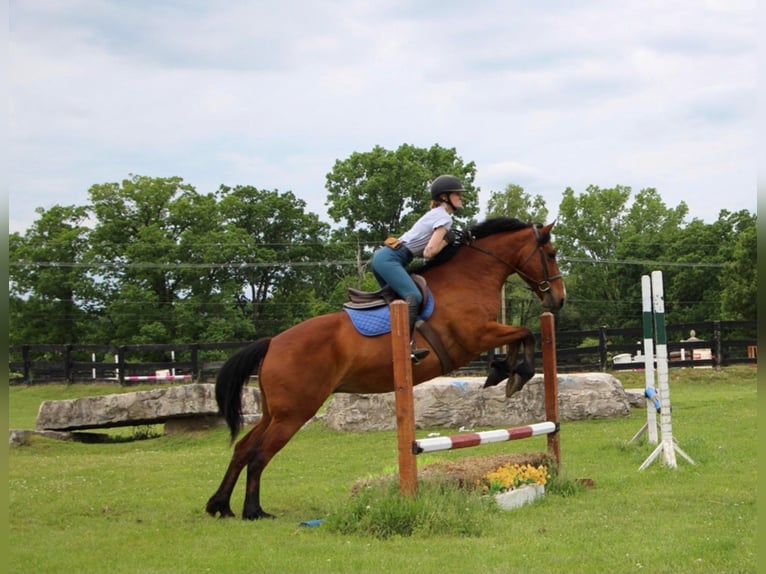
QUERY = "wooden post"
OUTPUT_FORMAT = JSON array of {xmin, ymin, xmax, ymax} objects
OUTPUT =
[
  {"xmin": 540, "ymin": 312, "xmax": 561, "ymax": 470},
  {"xmin": 391, "ymin": 301, "xmax": 417, "ymax": 497}
]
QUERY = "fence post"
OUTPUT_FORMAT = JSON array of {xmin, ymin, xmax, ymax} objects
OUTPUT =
[
  {"xmin": 598, "ymin": 325, "xmax": 608, "ymax": 371},
  {"xmin": 713, "ymin": 320, "xmax": 722, "ymax": 367},
  {"xmin": 22, "ymin": 345, "xmax": 31, "ymax": 384},
  {"xmin": 190, "ymin": 344, "xmax": 199, "ymax": 381},
  {"xmin": 117, "ymin": 346, "xmax": 126, "ymax": 385},
  {"xmin": 64, "ymin": 344, "xmax": 73, "ymax": 383}
]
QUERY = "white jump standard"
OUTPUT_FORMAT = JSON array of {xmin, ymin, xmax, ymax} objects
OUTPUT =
[{"xmin": 631, "ymin": 270, "xmax": 696, "ymax": 470}]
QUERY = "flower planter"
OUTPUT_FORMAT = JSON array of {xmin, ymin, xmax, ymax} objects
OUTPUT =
[{"xmin": 494, "ymin": 484, "xmax": 545, "ymax": 510}]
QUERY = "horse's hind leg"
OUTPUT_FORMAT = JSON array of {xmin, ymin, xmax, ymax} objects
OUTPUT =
[
  {"xmin": 206, "ymin": 416, "xmax": 269, "ymax": 518},
  {"xmin": 241, "ymin": 416, "xmax": 308, "ymax": 520}
]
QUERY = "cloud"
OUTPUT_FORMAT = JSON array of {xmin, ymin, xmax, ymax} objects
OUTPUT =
[{"xmin": 9, "ymin": 0, "xmax": 756, "ymax": 232}]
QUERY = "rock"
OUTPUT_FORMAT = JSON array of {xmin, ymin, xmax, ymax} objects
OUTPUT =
[
  {"xmin": 35, "ymin": 383, "xmax": 261, "ymax": 431},
  {"xmin": 624, "ymin": 388, "xmax": 647, "ymax": 408},
  {"xmin": 163, "ymin": 413, "xmax": 261, "ymax": 435},
  {"xmin": 322, "ymin": 373, "xmax": 631, "ymax": 431},
  {"xmin": 9, "ymin": 429, "xmax": 111, "ymax": 446}
]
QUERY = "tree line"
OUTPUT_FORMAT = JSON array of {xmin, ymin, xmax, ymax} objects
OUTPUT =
[{"xmin": 9, "ymin": 143, "xmax": 757, "ymax": 350}]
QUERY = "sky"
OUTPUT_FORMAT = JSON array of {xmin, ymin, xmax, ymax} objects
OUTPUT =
[{"xmin": 8, "ymin": 0, "xmax": 757, "ymax": 234}]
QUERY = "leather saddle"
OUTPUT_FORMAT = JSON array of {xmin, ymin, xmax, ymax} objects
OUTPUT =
[{"xmin": 343, "ymin": 274, "xmax": 429, "ymax": 310}]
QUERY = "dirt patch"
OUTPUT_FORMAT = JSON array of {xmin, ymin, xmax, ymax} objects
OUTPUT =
[
  {"xmin": 352, "ymin": 451, "xmax": 555, "ymax": 494},
  {"xmin": 420, "ymin": 451, "xmax": 555, "ymax": 487}
]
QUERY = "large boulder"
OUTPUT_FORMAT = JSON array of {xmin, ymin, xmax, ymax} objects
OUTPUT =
[
  {"xmin": 35, "ymin": 383, "xmax": 261, "ymax": 432},
  {"xmin": 322, "ymin": 373, "xmax": 631, "ymax": 431}
]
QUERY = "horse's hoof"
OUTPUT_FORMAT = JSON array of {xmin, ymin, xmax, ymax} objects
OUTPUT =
[
  {"xmin": 206, "ymin": 499, "xmax": 235, "ymax": 518},
  {"xmin": 505, "ymin": 374, "xmax": 527, "ymax": 398},
  {"xmin": 242, "ymin": 509, "xmax": 276, "ymax": 521},
  {"xmin": 483, "ymin": 359, "xmax": 511, "ymax": 388},
  {"xmin": 514, "ymin": 359, "xmax": 535, "ymax": 382}
]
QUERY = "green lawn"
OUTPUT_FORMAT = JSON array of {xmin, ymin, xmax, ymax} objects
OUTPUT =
[{"xmin": 8, "ymin": 366, "xmax": 757, "ymax": 574}]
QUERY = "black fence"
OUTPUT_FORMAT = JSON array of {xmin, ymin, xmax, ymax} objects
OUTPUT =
[
  {"xmin": 9, "ymin": 320, "xmax": 756, "ymax": 385},
  {"xmin": 547, "ymin": 320, "xmax": 756, "ymax": 373}
]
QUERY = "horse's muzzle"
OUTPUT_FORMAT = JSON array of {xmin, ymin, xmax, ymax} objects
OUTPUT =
[{"xmin": 542, "ymin": 292, "xmax": 565, "ymax": 313}]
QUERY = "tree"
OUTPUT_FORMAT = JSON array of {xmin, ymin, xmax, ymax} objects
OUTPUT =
[
  {"xmin": 613, "ymin": 188, "xmax": 688, "ymax": 323},
  {"xmin": 9, "ymin": 205, "xmax": 92, "ymax": 344},
  {"xmin": 718, "ymin": 211, "xmax": 756, "ymax": 320},
  {"xmin": 486, "ymin": 183, "xmax": 549, "ymax": 223},
  {"xmin": 554, "ymin": 185, "xmax": 632, "ymax": 328},
  {"xmin": 325, "ymin": 143, "xmax": 480, "ymax": 254},
  {"xmin": 217, "ymin": 185, "xmax": 330, "ymax": 336},
  {"xmin": 554, "ymin": 185, "xmax": 693, "ymax": 329},
  {"xmin": 86, "ymin": 175, "xmax": 200, "ymax": 344},
  {"xmin": 168, "ymin": 188, "xmax": 256, "ymax": 342}
]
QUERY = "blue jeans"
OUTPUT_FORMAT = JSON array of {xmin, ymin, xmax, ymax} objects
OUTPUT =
[{"xmin": 370, "ymin": 246, "xmax": 422, "ymax": 305}]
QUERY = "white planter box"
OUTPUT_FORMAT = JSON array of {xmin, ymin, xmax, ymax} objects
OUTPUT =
[{"xmin": 494, "ymin": 484, "xmax": 545, "ymax": 510}]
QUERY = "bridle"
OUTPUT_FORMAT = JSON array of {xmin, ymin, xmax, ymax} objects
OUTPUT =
[{"xmin": 465, "ymin": 224, "xmax": 563, "ymax": 294}]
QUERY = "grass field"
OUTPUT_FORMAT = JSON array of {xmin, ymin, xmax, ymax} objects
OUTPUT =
[{"xmin": 8, "ymin": 365, "xmax": 757, "ymax": 574}]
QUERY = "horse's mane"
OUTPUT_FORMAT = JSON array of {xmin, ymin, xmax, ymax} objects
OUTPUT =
[
  {"xmin": 469, "ymin": 216, "xmax": 532, "ymax": 239},
  {"xmin": 409, "ymin": 217, "xmax": 536, "ymax": 274}
]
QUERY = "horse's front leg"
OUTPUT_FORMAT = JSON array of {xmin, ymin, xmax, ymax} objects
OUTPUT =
[
  {"xmin": 505, "ymin": 336, "xmax": 536, "ymax": 398},
  {"xmin": 483, "ymin": 344, "xmax": 519, "ymax": 388},
  {"xmin": 475, "ymin": 324, "xmax": 537, "ymax": 398}
]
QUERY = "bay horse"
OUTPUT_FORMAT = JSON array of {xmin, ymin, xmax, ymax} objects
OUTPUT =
[{"xmin": 206, "ymin": 217, "xmax": 566, "ymax": 520}]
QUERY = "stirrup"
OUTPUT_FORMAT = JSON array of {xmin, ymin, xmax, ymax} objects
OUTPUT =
[{"xmin": 411, "ymin": 346, "xmax": 430, "ymax": 364}]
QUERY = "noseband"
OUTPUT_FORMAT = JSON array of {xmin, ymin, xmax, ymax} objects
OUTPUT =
[{"xmin": 467, "ymin": 224, "xmax": 562, "ymax": 294}]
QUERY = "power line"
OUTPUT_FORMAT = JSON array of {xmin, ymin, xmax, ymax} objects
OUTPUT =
[
  {"xmin": 562, "ymin": 257, "xmax": 724, "ymax": 268},
  {"xmin": 8, "ymin": 260, "xmax": 363, "ymax": 269},
  {"xmin": 9, "ymin": 257, "xmax": 725, "ymax": 270}
]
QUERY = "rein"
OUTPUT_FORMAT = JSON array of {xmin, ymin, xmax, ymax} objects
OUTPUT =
[{"xmin": 466, "ymin": 225, "xmax": 562, "ymax": 294}]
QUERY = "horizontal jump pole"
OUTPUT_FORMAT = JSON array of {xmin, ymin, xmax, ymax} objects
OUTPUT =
[
  {"xmin": 120, "ymin": 374, "xmax": 192, "ymax": 381},
  {"xmin": 413, "ymin": 421, "xmax": 559, "ymax": 454}
]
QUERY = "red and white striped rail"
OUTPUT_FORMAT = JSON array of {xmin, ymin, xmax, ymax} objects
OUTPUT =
[
  {"xmin": 414, "ymin": 421, "xmax": 559, "ymax": 454},
  {"xmin": 121, "ymin": 374, "xmax": 192, "ymax": 382}
]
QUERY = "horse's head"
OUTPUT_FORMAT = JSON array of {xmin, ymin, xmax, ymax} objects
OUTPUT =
[
  {"xmin": 462, "ymin": 218, "xmax": 566, "ymax": 312},
  {"xmin": 513, "ymin": 222, "xmax": 566, "ymax": 312}
]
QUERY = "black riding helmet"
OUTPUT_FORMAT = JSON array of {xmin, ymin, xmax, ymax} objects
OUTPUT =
[{"xmin": 430, "ymin": 174, "xmax": 465, "ymax": 210}]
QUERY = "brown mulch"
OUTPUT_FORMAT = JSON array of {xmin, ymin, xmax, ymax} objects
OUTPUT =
[
  {"xmin": 420, "ymin": 451, "xmax": 555, "ymax": 487},
  {"xmin": 351, "ymin": 451, "xmax": 555, "ymax": 494}
]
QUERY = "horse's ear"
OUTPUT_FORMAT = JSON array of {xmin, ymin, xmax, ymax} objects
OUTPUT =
[{"xmin": 542, "ymin": 221, "xmax": 555, "ymax": 235}]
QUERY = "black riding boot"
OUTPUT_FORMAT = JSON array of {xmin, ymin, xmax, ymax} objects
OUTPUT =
[{"xmin": 405, "ymin": 295, "xmax": 430, "ymax": 364}]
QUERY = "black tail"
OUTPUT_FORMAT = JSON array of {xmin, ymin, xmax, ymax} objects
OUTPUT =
[{"xmin": 215, "ymin": 338, "xmax": 272, "ymax": 442}]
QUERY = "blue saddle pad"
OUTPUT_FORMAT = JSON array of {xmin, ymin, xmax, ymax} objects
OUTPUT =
[{"xmin": 344, "ymin": 291, "xmax": 435, "ymax": 336}]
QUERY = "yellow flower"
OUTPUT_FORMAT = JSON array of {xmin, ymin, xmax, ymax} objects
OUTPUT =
[{"xmin": 480, "ymin": 463, "xmax": 549, "ymax": 494}]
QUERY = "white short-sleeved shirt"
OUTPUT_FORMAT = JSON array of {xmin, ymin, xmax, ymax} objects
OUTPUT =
[{"xmin": 399, "ymin": 205, "xmax": 452, "ymax": 256}]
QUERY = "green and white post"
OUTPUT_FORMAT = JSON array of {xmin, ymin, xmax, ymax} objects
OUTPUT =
[
  {"xmin": 637, "ymin": 270, "xmax": 696, "ymax": 470},
  {"xmin": 629, "ymin": 274, "xmax": 658, "ymax": 445}
]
